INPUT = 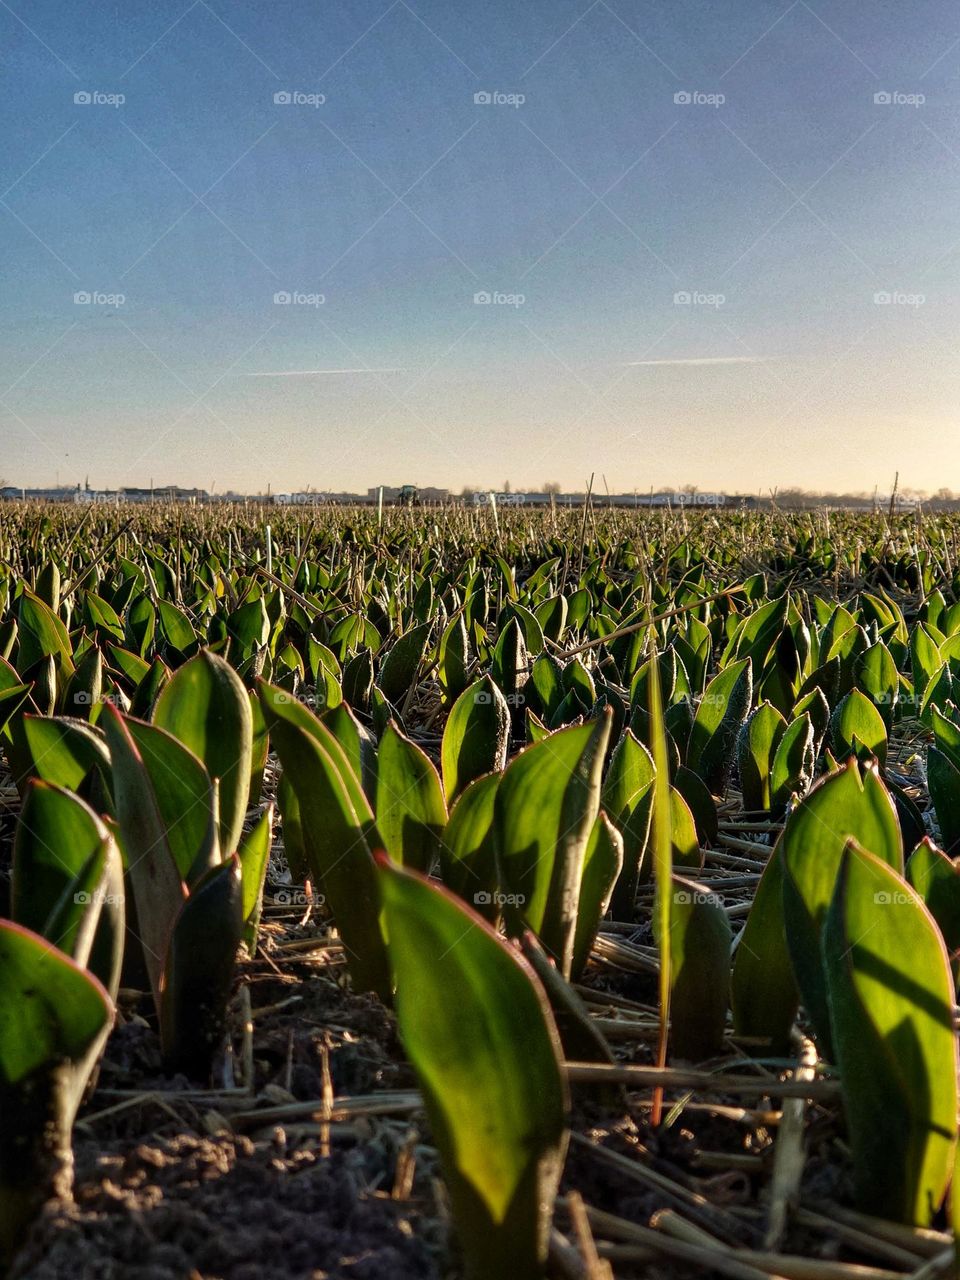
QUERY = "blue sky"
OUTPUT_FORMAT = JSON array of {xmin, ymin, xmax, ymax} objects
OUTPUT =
[{"xmin": 2, "ymin": 0, "xmax": 959, "ymax": 494}]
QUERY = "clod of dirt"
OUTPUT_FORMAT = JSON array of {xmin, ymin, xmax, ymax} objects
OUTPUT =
[{"xmin": 14, "ymin": 1133, "xmax": 443, "ymax": 1280}]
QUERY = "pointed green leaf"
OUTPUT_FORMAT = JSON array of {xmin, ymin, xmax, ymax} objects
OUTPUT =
[
  {"xmin": 377, "ymin": 856, "xmax": 567, "ymax": 1280},
  {"xmin": 823, "ymin": 844, "xmax": 958, "ymax": 1224},
  {"xmin": 377, "ymin": 722, "xmax": 447, "ymax": 872},
  {"xmin": 153, "ymin": 650, "xmax": 253, "ymax": 856}
]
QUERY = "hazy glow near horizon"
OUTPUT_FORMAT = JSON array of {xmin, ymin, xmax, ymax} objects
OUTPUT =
[{"xmin": 2, "ymin": 1, "xmax": 958, "ymax": 494}]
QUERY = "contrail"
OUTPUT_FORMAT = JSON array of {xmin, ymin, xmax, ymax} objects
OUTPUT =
[{"xmin": 246, "ymin": 367, "xmax": 407, "ymax": 377}]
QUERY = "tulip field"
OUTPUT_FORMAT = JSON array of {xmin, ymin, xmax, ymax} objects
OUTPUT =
[{"xmin": 1, "ymin": 498, "xmax": 959, "ymax": 1279}]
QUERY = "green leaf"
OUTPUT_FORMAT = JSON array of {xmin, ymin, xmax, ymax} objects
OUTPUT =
[
  {"xmin": 731, "ymin": 846, "xmax": 798, "ymax": 1056},
  {"xmin": 737, "ymin": 702, "xmax": 786, "ymax": 813},
  {"xmin": 153, "ymin": 650, "xmax": 253, "ymax": 857},
  {"xmin": 931, "ymin": 704, "xmax": 960, "ymax": 774},
  {"xmin": 856, "ymin": 641, "xmax": 898, "ymax": 726},
  {"xmin": 0, "ymin": 916, "xmax": 113, "ymax": 1265},
  {"xmin": 769, "ymin": 712, "xmax": 815, "ymax": 815},
  {"xmin": 158, "ymin": 599, "xmax": 199, "ymax": 655},
  {"xmin": 320, "ymin": 701, "xmax": 378, "ymax": 802},
  {"xmin": 441, "ymin": 675, "xmax": 510, "ymax": 804},
  {"xmin": 491, "ymin": 616, "xmax": 529, "ymax": 711},
  {"xmin": 907, "ymin": 839, "xmax": 960, "ymax": 958},
  {"xmin": 921, "ymin": 665, "xmax": 954, "ymax": 728},
  {"xmin": 0, "ymin": 682, "xmax": 31, "ymax": 736},
  {"xmin": 16, "ymin": 589, "xmax": 74, "ymax": 676},
  {"xmin": 495, "ymin": 714, "xmax": 611, "ymax": 977},
  {"xmin": 124, "ymin": 717, "xmax": 219, "ymax": 884},
  {"xmin": 831, "ymin": 688, "xmax": 887, "ymax": 765},
  {"xmin": 666, "ymin": 876, "xmax": 731, "ymax": 1061},
  {"xmin": 782, "ymin": 760, "xmax": 903, "ymax": 1055},
  {"xmin": 12, "ymin": 780, "xmax": 124, "ymax": 997},
  {"xmin": 534, "ymin": 594, "xmax": 567, "ymax": 644},
  {"xmin": 0, "ymin": 919, "xmax": 112, "ymax": 1092},
  {"xmin": 376, "ymin": 722, "xmax": 447, "ymax": 872},
  {"xmin": 277, "ymin": 771, "xmax": 308, "ymax": 882},
  {"xmin": 793, "ymin": 685, "xmax": 830, "ymax": 752},
  {"xmin": 602, "ymin": 730, "xmax": 654, "ymax": 917},
  {"xmin": 823, "ymin": 844, "xmax": 958, "ymax": 1224},
  {"xmin": 23, "ymin": 714, "xmax": 111, "ymax": 795},
  {"xmin": 258, "ymin": 681, "xmax": 390, "ymax": 999},
  {"xmin": 377, "ymin": 621, "xmax": 430, "ymax": 703},
  {"xmin": 342, "ymin": 646, "xmax": 374, "ymax": 712},
  {"xmin": 438, "ymin": 612, "xmax": 470, "ymax": 702},
  {"xmin": 238, "ymin": 806, "xmax": 274, "ymax": 952},
  {"xmin": 669, "ymin": 786, "xmax": 702, "ymax": 869},
  {"xmin": 928, "ymin": 747, "xmax": 960, "ymax": 855},
  {"xmin": 688, "ymin": 658, "xmax": 753, "ymax": 792},
  {"xmin": 530, "ymin": 654, "xmax": 565, "ymax": 723},
  {"xmin": 160, "ymin": 856, "xmax": 244, "ymax": 1076},
  {"xmin": 440, "ymin": 773, "xmax": 500, "ymax": 920},
  {"xmin": 226, "ymin": 597, "xmax": 268, "ymax": 658},
  {"xmin": 377, "ymin": 856, "xmax": 567, "ymax": 1280},
  {"xmin": 912, "ymin": 623, "xmax": 943, "ymax": 703},
  {"xmin": 571, "ymin": 812, "xmax": 623, "ymax": 980},
  {"xmin": 101, "ymin": 705, "xmax": 186, "ymax": 1012}
]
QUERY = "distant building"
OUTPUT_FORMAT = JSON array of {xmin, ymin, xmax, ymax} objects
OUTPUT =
[{"xmin": 367, "ymin": 485, "xmax": 450, "ymax": 503}]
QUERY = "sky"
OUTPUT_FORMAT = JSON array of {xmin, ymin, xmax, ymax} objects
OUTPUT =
[{"xmin": 2, "ymin": 0, "xmax": 959, "ymax": 496}]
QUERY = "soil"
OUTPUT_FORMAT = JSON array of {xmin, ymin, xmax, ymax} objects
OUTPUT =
[
  {"xmin": 12, "ymin": 932, "xmax": 450, "ymax": 1280},
  {"xmin": 7, "ymin": 897, "xmax": 856, "ymax": 1280},
  {"xmin": 1, "ymin": 750, "xmax": 930, "ymax": 1279}
]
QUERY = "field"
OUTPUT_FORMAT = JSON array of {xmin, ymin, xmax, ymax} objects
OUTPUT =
[{"xmin": 0, "ymin": 499, "xmax": 958, "ymax": 1280}]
